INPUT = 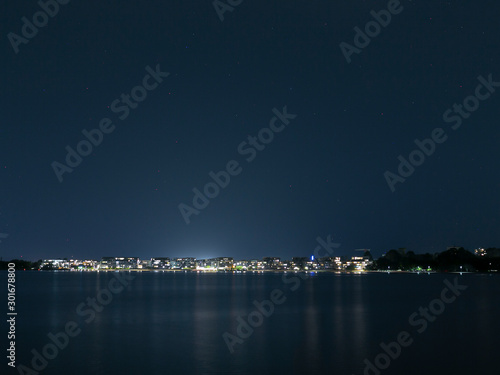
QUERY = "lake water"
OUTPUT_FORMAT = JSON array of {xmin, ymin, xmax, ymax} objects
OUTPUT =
[{"xmin": 3, "ymin": 271, "xmax": 499, "ymax": 375}]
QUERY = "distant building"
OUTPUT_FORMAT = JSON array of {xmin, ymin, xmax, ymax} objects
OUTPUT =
[
  {"xmin": 292, "ymin": 257, "xmax": 307, "ymax": 270},
  {"xmin": 281, "ymin": 260, "xmax": 291, "ymax": 270},
  {"xmin": 196, "ymin": 259, "xmax": 212, "ymax": 269},
  {"xmin": 474, "ymin": 248, "xmax": 486, "ymax": 257},
  {"xmin": 151, "ymin": 257, "xmax": 170, "ymax": 269},
  {"xmin": 99, "ymin": 257, "xmax": 139, "ymax": 269},
  {"xmin": 216, "ymin": 257, "xmax": 234, "ymax": 270},
  {"xmin": 262, "ymin": 257, "xmax": 281, "ymax": 270},
  {"xmin": 196, "ymin": 257, "xmax": 233, "ymax": 270},
  {"xmin": 70, "ymin": 259, "xmax": 98, "ymax": 270},
  {"xmin": 234, "ymin": 259, "xmax": 251, "ymax": 270},
  {"xmin": 344, "ymin": 256, "xmax": 372, "ymax": 271},
  {"xmin": 317, "ymin": 257, "xmax": 341, "ymax": 270},
  {"xmin": 171, "ymin": 257, "xmax": 196, "ymax": 269},
  {"xmin": 99, "ymin": 257, "xmax": 114, "ymax": 269},
  {"xmin": 41, "ymin": 259, "xmax": 69, "ymax": 269},
  {"xmin": 305, "ymin": 258, "xmax": 318, "ymax": 270}
]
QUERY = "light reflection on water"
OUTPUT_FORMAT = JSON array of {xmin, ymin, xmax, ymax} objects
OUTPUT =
[{"xmin": 6, "ymin": 272, "xmax": 500, "ymax": 375}]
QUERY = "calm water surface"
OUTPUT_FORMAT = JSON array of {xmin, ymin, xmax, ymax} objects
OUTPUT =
[{"xmin": 4, "ymin": 271, "xmax": 499, "ymax": 375}]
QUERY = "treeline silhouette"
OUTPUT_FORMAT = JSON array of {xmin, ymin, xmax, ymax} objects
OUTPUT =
[
  {"xmin": 0, "ymin": 259, "xmax": 41, "ymax": 270},
  {"xmin": 370, "ymin": 247, "xmax": 500, "ymax": 272}
]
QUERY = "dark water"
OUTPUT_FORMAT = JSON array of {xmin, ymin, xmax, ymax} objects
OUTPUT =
[{"xmin": 3, "ymin": 271, "xmax": 499, "ymax": 375}]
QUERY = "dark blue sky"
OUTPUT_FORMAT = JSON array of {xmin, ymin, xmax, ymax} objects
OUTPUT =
[{"xmin": 1, "ymin": 0, "xmax": 499, "ymax": 261}]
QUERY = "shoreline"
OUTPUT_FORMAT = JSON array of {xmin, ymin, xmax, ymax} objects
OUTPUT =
[{"xmin": 5, "ymin": 269, "xmax": 492, "ymax": 275}]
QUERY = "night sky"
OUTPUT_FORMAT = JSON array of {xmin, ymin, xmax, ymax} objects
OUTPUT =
[{"xmin": 1, "ymin": 0, "xmax": 499, "ymax": 261}]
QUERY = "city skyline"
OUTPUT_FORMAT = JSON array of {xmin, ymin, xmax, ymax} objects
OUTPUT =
[{"xmin": 6, "ymin": 245, "xmax": 498, "ymax": 268}]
